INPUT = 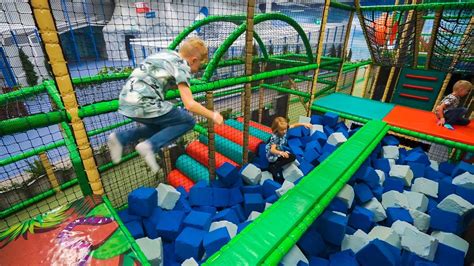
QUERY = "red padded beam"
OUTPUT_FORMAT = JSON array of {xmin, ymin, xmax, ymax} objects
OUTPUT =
[
  {"xmin": 399, "ymin": 93, "xmax": 430, "ymax": 101},
  {"xmin": 402, "ymin": 83, "xmax": 433, "ymax": 91},
  {"xmin": 167, "ymin": 169, "xmax": 195, "ymax": 192},
  {"xmin": 214, "ymin": 124, "xmax": 262, "ymax": 153},
  {"xmin": 236, "ymin": 117, "xmax": 273, "ymax": 134},
  {"xmin": 405, "ymin": 74, "xmax": 438, "ymax": 81},
  {"xmin": 186, "ymin": 141, "xmax": 238, "ymax": 168}
]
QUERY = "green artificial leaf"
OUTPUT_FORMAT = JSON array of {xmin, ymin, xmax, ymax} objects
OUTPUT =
[{"xmin": 92, "ymin": 229, "xmax": 131, "ymax": 260}]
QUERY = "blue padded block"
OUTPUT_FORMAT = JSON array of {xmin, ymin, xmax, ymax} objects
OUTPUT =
[
  {"xmin": 322, "ymin": 143, "xmax": 337, "ymax": 154},
  {"xmin": 382, "ymin": 135, "xmax": 400, "ymax": 146},
  {"xmin": 156, "ymin": 210, "xmax": 185, "ymax": 242},
  {"xmin": 213, "ymin": 208, "xmax": 240, "ymax": 225},
  {"xmin": 309, "ymin": 257, "xmax": 329, "ymax": 266},
  {"xmin": 311, "ymin": 115, "xmax": 323, "ymax": 125},
  {"xmin": 424, "ymin": 167, "xmax": 444, "ymax": 181},
  {"xmin": 323, "ymin": 112, "xmax": 339, "ymax": 127},
  {"xmin": 183, "ymin": 211, "xmax": 213, "ymax": 231},
  {"xmin": 229, "ymin": 187, "xmax": 244, "ymax": 205},
  {"xmin": 429, "ymin": 207, "xmax": 462, "ymax": 234},
  {"xmin": 323, "ymin": 126, "xmax": 335, "ymax": 137},
  {"xmin": 301, "ymin": 135, "xmax": 313, "ymax": 145},
  {"xmin": 297, "ymin": 262, "xmax": 309, "ymax": 266},
  {"xmin": 301, "ymin": 126, "xmax": 311, "ymax": 136},
  {"xmin": 329, "ymin": 250, "xmax": 358, "ymax": 266},
  {"xmin": 163, "ymin": 243, "xmax": 176, "ymax": 265},
  {"xmin": 451, "ymin": 161, "xmax": 474, "ymax": 176},
  {"xmin": 371, "ymin": 185, "xmax": 383, "ymax": 201},
  {"xmin": 241, "ymin": 185, "xmax": 263, "ymax": 195},
  {"xmin": 303, "ymin": 148, "xmax": 320, "ymax": 165},
  {"xmin": 439, "ymin": 162, "xmax": 455, "ymax": 176},
  {"xmin": 118, "ymin": 209, "xmax": 141, "ymax": 224},
  {"xmin": 231, "ymin": 177, "xmax": 244, "ymax": 188},
  {"xmin": 318, "ymin": 211, "xmax": 348, "ymax": 246},
  {"xmin": 288, "ymin": 137, "xmax": 303, "ymax": 148},
  {"xmin": 288, "ymin": 127, "xmax": 303, "ymax": 138},
  {"xmin": 193, "ymin": 205, "xmax": 217, "ymax": 215},
  {"xmin": 305, "ymin": 140, "xmax": 322, "ymax": 154},
  {"xmin": 373, "ymin": 158, "xmax": 391, "ymax": 174},
  {"xmin": 438, "ymin": 178, "xmax": 456, "ymax": 201},
  {"xmin": 189, "ymin": 186, "xmax": 213, "ymax": 207},
  {"xmin": 257, "ymin": 143, "xmax": 267, "ymax": 158},
  {"xmin": 203, "ymin": 227, "xmax": 231, "ymax": 257},
  {"xmin": 176, "ymin": 186, "xmax": 188, "ymax": 198},
  {"xmin": 414, "ymin": 262, "xmax": 438, "ymax": 266},
  {"xmin": 262, "ymin": 179, "xmax": 281, "ymax": 198},
  {"xmin": 357, "ymin": 167, "xmax": 380, "ymax": 189},
  {"xmin": 456, "ymin": 186, "xmax": 474, "ymax": 204},
  {"xmin": 210, "ymin": 178, "xmax": 227, "ymax": 188},
  {"xmin": 289, "ymin": 145, "xmax": 304, "ymax": 157},
  {"xmin": 125, "ymin": 220, "xmax": 145, "ymax": 239},
  {"xmin": 317, "ymin": 152, "xmax": 331, "ymax": 164},
  {"xmin": 407, "ymin": 162, "xmax": 426, "ymax": 178},
  {"xmin": 266, "ymin": 194, "xmax": 278, "ymax": 203},
  {"xmin": 327, "ymin": 197, "xmax": 349, "ymax": 214},
  {"xmin": 405, "ymin": 151, "xmax": 430, "ymax": 166},
  {"xmin": 252, "ymin": 156, "xmax": 269, "ymax": 170},
  {"xmin": 237, "ymin": 221, "xmax": 251, "ymax": 233},
  {"xmin": 174, "ymin": 227, "xmax": 205, "ymax": 261},
  {"xmin": 434, "ymin": 243, "xmax": 464, "ymax": 266},
  {"xmin": 354, "ymin": 183, "xmax": 373, "ymax": 204},
  {"xmin": 401, "ymin": 250, "xmax": 430, "ymax": 266},
  {"xmin": 143, "ymin": 207, "xmax": 163, "ymax": 239},
  {"xmin": 216, "ymin": 162, "xmax": 241, "ymax": 187},
  {"xmin": 426, "ymin": 197, "xmax": 438, "ymax": 213},
  {"xmin": 356, "ymin": 239, "xmax": 400, "ymax": 266},
  {"xmin": 297, "ymin": 227, "xmax": 326, "ymax": 257},
  {"xmin": 299, "ymin": 160, "xmax": 315, "ymax": 175},
  {"xmin": 383, "ymin": 177, "xmax": 405, "ymax": 193},
  {"xmin": 348, "ymin": 128, "xmax": 360, "ymax": 137},
  {"xmin": 128, "ymin": 187, "xmax": 158, "ymax": 217},
  {"xmin": 311, "ymin": 131, "xmax": 328, "ymax": 147},
  {"xmin": 348, "ymin": 206, "xmax": 374, "ymax": 233},
  {"xmin": 244, "ymin": 193, "xmax": 265, "ymax": 216},
  {"xmin": 386, "ymin": 207, "xmax": 413, "ymax": 226},
  {"xmin": 337, "ymin": 128, "xmax": 350, "ymax": 139},
  {"xmin": 336, "ymin": 121, "xmax": 349, "ymax": 131},
  {"xmin": 345, "ymin": 226, "xmax": 357, "ymax": 235},
  {"xmin": 212, "ymin": 188, "xmax": 230, "ymax": 208},
  {"xmin": 231, "ymin": 204, "xmax": 246, "ymax": 222}
]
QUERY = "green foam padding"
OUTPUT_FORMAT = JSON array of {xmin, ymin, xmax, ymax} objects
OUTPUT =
[
  {"xmin": 199, "ymin": 134, "xmax": 243, "ymax": 165},
  {"xmin": 312, "ymin": 93, "xmax": 395, "ymax": 121},
  {"xmin": 225, "ymin": 119, "xmax": 272, "ymax": 142},
  {"xmin": 175, "ymin": 154, "xmax": 209, "ymax": 183}
]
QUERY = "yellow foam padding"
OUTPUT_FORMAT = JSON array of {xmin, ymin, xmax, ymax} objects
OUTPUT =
[
  {"xmin": 63, "ymin": 94, "xmax": 79, "ymax": 107},
  {"xmin": 34, "ymin": 10, "xmax": 57, "ymax": 32},
  {"xmin": 45, "ymin": 44, "xmax": 65, "ymax": 62},
  {"xmin": 52, "ymin": 64, "xmax": 69, "ymax": 77},
  {"xmin": 40, "ymin": 31, "xmax": 59, "ymax": 44},
  {"xmin": 31, "ymin": 0, "xmax": 50, "ymax": 9}
]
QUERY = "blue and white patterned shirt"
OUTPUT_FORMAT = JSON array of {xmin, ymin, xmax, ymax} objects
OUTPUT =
[
  {"xmin": 118, "ymin": 50, "xmax": 192, "ymax": 118},
  {"xmin": 265, "ymin": 133, "xmax": 288, "ymax": 163}
]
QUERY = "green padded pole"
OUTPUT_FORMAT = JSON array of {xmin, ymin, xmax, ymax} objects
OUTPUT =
[
  {"xmin": 0, "ymin": 84, "xmax": 45, "ymax": 106},
  {"xmin": 175, "ymin": 154, "xmax": 210, "ymax": 183},
  {"xmin": 225, "ymin": 119, "xmax": 271, "ymax": 142}
]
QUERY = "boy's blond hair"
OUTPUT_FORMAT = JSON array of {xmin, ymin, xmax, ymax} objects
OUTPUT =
[
  {"xmin": 453, "ymin": 80, "xmax": 472, "ymax": 93},
  {"xmin": 271, "ymin": 117, "xmax": 289, "ymax": 133},
  {"xmin": 179, "ymin": 37, "xmax": 208, "ymax": 64}
]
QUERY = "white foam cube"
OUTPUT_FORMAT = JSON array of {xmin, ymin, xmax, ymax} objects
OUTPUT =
[
  {"xmin": 282, "ymin": 163, "xmax": 303, "ymax": 183},
  {"xmin": 388, "ymin": 159, "xmax": 396, "ymax": 168},
  {"xmin": 375, "ymin": 169, "xmax": 386, "ymax": 186},
  {"xmin": 276, "ymin": 180, "xmax": 295, "ymax": 197},
  {"xmin": 327, "ymin": 132, "xmax": 347, "ymax": 146},
  {"xmin": 452, "ymin": 172, "xmax": 474, "ymax": 190},
  {"xmin": 336, "ymin": 184, "xmax": 355, "ymax": 209},
  {"xmin": 391, "ymin": 220, "xmax": 418, "ymax": 236},
  {"xmin": 389, "ymin": 165, "xmax": 414, "ymax": 187},
  {"xmin": 368, "ymin": 226, "xmax": 401, "ymax": 249},
  {"xmin": 181, "ymin": 258, "xmax": 198, "ymax": 266},
  {"xmin": 409, "ymin": 209, "xmax": 431, "ymax": 232},
  {"xmin": 341, "ymin": 229, "xmax": 370, "ymax": 253},
  {"xmin": 311, "ymin": 124, "xmax": 324, "ymax": 135},
  {"xmin": 136, "ymin": 237, "xmax": 163, "ymax": 266},
  {"xmin": 429, "ymin": 160, "xmax": 439, "ymax": 171},
  {"xmin": 404, "ymin": 191, "xmax": 429, "ymax": 212},
  {"xmin": 298, "ymin": 116, "xmax": 311, "ymax": 124},
  {"xmin": 247, "ymin": 211, "xmax": 261, "ymax": 221},
  {"xmin": 400, "ymin": 226, "xmax": 438, "ymax": 261},
  {"xmin": 156, "ymin": 183, "xmax": 181, "ymax": 210},
  {"xmin": 437, "ymin": 194, "xmax": 473, "ymax": 216},
  {"xmin": 265, "ymin": 202, "xmax": 272, "ymax": 210},
  {"xmin": 382, "ymin": 190, "xmax": 409, "ymax": 209},
  {"xmin": 412, "ymin": 178, "xmax": 438, "ymax": 198},
  {"xmin": 383, "ymin": 146, "xmax": 399, "ymax": 160},
  {"xmin": 431, "ymin": 231, "xmax": 469, "ymax": 256},
  {"xmin": 209, "ymin": 221, "xmax": 238, "ymax": 238},
  {"xmin": 362, "ymin": 198, "xmax": 387, "ymax": 222},
  {"xmin": 280, "ymin": 244, "xmax": 309, "ymax": 265},
  {"xmin": 260, "ymin": 171, "xmax": 274, "ymax": 185},
  {"xmin": 241, "ymin": 163, "xmax": 262, "ymax": 185}
]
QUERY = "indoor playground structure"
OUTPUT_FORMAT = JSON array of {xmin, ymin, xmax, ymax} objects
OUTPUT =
[{"xmin": 0, "ymin": 0, "xmax": 473, "ymax": 265}]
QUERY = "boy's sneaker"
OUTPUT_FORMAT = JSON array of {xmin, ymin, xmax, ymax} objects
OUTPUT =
[
  {"xmin": 108, "ymin": 133, "xmax": 123, "ymax": 164},
  {"xmin": 136, "ymin": 141, "xmax": 160, "ymax": 174}
]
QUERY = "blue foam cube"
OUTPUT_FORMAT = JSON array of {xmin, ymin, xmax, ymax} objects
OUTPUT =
[
  {"xmin": 356, "ymin": 239, "xmax": 400, "ymax": 266},
  {"xmin": 297, "ymin": 227, "xmax": 326, "ymax": 257},
  {"xmin": 183, "ymin": 211, "xmax": 213, "ymax": 231},
  {"xmin": 301, "ymin": 126, "xmax": 311, "ymax": 136},
  {"xmin": 216, "ymin": 162, "xmax": 240, "ymax": 187},
  {"xmin": 193, "ymin": 205, "xmax": 217, "ymax": 214},
  {"xmin": 288, "ymin": 127, "xmax": 303, "ymax": 138},
  {"xmin": 407, "ymin": 162, "xmax": 426, "ymax": 178},
  {"xmin": 382, "ymin": 135, "xmax": 400, "ymax": 146},
  {"xmin": 329, "ymin": 250, "xmax": 358, "ymax": 266},
  {"xmin": 373, "ymin": 158, "xmax": 391, "ymax": 174},
  {"xmin": 237, "ymin": 221, "xmax": 251, "ymax": 233},
  {"xmin": 309, "ymin": 257, "xmax": 329, "ymax": 266},
  {"xmin": 288, "ymin": 138, "xmax": 303, "ymax": 148},
  {"xmin": 174, "ymin": 195, "xmax": 192, "ymax": 213},
  {"xmin": 174, "ymin": 227, "xmax": 206, "ymax": 261},
  {"xmin": 229, "ymin": 187, "xmax": 244, "ymax": 205},
  {"xmin": 262, "ymin": 179, "xmax": 281, "ymax": 198},
  {"xmin": 456, "ymin": 186, "xmax": 474, "ymax": 204},
  {"xmin": 438, "ymin": 178, "xmax": 456, "ymax": 201},
  {"xmin": 203, "ymin": 227, "xmax": 231, "ymax": 257},
  {"xmin": 299, "ymin": 160, "xmax": 314, "ymax": 175},
  {"xmin": 156, "ymin": 210, "xmax": 185, "ymax": 241},
  {"xmin": 356, "ymin": 167, "xmax": 380, "ymax": 189},
  {"xmin": 241, "ymin": 185, "xmax": 263, "ymax": 195},
  {"xmin": 244, "ymin": 193, "xmax": 265, "ymax": 216},
  {"xmin": 125, "ymin": 220, "xmax": 145, "ymax": 239},
  {"xmin": 231, "ymin": 204, "xmax": 246, "ymax": 222},
  {"xmin": 303, "ymin": 149, "xmax": 320, "ymax": 165},
  {"xmin": 451, "ymin": 161, "xmax": 474, "ymax": 176},
  {"xmin": 311, "ymin": 131, "xmax": 328, "ymax": 146},
  {"xmin": 252, "ymin": 156, "xmax": 269, "ymax": 170},
  {"xmin": 426, "ymin": 197, "xmax": 438, "ymax": 213},
  {"xmin": 317, "ymin": 211, "xmax": 348, "ymax": 245},
  {"xmin": 266, "ymin": 194, "xmax": 278, "ymax": 203},
  {"xmin": 405, "ymin": 151, "xmax": 430, "ymax": 165},
  {"xmin": 424, "ymin": 167, "xmax": 444, "ymax": 181},
  {"xmin": 327, "ymin": 197, "xmax": 349, "ymax": 214},
  {"xmin": 414, "ymin": 262, "xmax": 438, "ymax": 266},
  {"xmin": 317, "ymin": 152, "xmax": 331, "ymax": 164},
  {"xmin": 143, "ymin": 207, "xmax": 163, "ymax": 239},
  {"xmin": 434, "ymin": 242, "xmax": 464, "ymax": 266},
  {"xmin": 439, "ymin": 162, "xmax": 455, "ymax": 176},
  {"xmin": 189, "ymin": 186, "xmax": 213, "ymax": 206},
  {"xmin": 322, "ymin": 143, "xmax": 337, "ymax": 154},
  {"xmin": 386, "ymin": 207, "xmax": 413, "ymax": 226},
  {"xmin": 401, "ymin": 250, "xmax": 430, "ymax": 266},
  {"xmin": 348, "ymin": 206, "xmax": 374, "ymax": 233},
  {"xmin": 383, "ymin": 177, "xmax": 405, "ymax": 193},
  {"xmin": 128, "ymin": 187, "xmax": 158, "ymax": 217},
  {"xmin": 323, "ymin": 112, "xmax": 339, "ymax": 127},
  {"xmin": 429, "ymin": 207, "xmax": 462, "ymax": 234},
  {"xmin": 213, "ymin": 208, "xmax": 240, "ymax": 225},
  {"xmin": 323, "ymin": 126, "xmax": 335, "ymax": 137},
  {"xmin": 212, "ymin": 187, "xmax": 230, "ymax": 207},
  {"xmin": 257, "ymin": 143, "xmax": 267, "ymax": 158},
  {"xmin": 311, "ymin": 115, "xmax": 323, "ymax": 125},
  {"xmin": 290, "ymin": 145, "xmax": 304, "ymax": 157},
  {"xmin": 163, "ymin": 242, "xmax": 176, "ymax": 265},
  {"xmin": 372, "ymin": 185, "xmax": 384, "ymax": 201},
  {"xmin": 354, "ymin": 183, "xmax": 374, "ymax": 204},
  {"xmin": 305, "ymin": 140, "xmax": 322, "ymax": 154},
  {"xmin": 118, "ymin": 208, "xmax": 141, "ymax": 223},
  {"xmin": 336, "ymin": 121, "xmax": 348, "ymax": 131}
]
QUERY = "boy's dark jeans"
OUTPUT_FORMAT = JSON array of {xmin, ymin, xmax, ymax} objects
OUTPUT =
[
  {"xmin": 268, "ymin": 153, "xmax": 296, "ymax": 183},
  {"xmin": 445, "ymin": 107, "xmax": 470, "ymax": 126}
]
